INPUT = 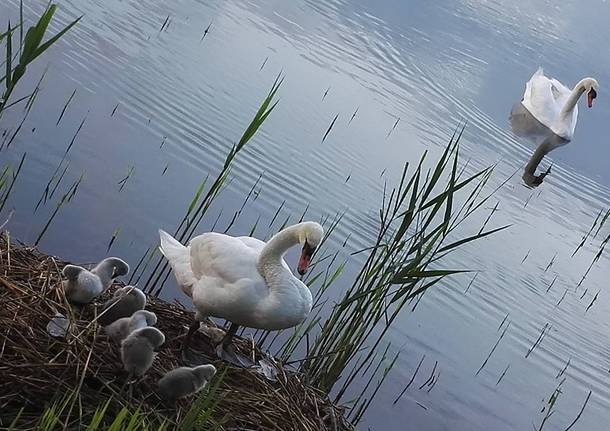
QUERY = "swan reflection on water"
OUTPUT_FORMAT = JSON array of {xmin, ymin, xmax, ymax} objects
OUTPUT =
[{"xmin": 509, "ymin": 102, "xmax": 569, "ymax": 188}]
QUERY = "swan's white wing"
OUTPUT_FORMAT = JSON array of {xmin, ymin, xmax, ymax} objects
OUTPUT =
[
  {"xmin": 189, "ymin": 233, "xmax": 274, "ymax": 327},
  {"xmin": 189, "ymin": 232, "xmax": 263, "ymax": 284},
  {"xmin": 522, "ymin": 68, "xmax": 561, "ymax": 130},
  {"xmin": 523, "ymin": 67, "xmax": 543, "ymax": 102},
  {"xmin": 549, "ymin": 78, "xmax": 572, "ymax": 107},
  {"xmin": 236, "ymin": 236, "xmax": 266, "ymax": 250}
]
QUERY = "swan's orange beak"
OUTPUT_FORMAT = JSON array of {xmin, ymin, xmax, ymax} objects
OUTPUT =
[
  {"xmin": 588, "ymin": 89, "xmax": 597, "ymax": 108},
  {"xmin": 297, "ymin": 242, "xmax": 316, "ymax": 275}
]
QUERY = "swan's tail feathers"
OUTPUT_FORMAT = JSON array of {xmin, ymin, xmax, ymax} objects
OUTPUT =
[
  {"xmin": 534, "ymin": 67, "xmax": 544, "ymax": 77},
  {"xmin": 158, "ymin": 229, "xmax": 196, "ymax": 297}
]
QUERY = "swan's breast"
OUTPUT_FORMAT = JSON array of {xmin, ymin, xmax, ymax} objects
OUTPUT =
[
  {"xmin": 254, "ymin": 280, "xmax": 313, "ymax": 330},
  {"xmin": 192, "ymin": 276, "xmax": 312, "ymax": 330}
]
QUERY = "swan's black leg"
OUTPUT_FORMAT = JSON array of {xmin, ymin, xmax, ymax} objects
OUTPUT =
[
  {"xmin": 181, "ymin": 320, "xmax": 203, "ymax": 365},
  {"xmin": 221, "ymin": 323, "xmax": 239, "ymax": 347},
  {"xmin": 183, "ymin": 320, "xmax": 201, "ymax": 351}
]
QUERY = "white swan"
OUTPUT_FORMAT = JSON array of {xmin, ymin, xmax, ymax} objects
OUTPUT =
[
  {"xmin": 158, "ymin": 221, "xmax": 324, "ymax": 364},
  {"xmin": 521, "ymin": 67, "xmax": 599, "ymax": 141},
  {"xmin": 62, "ymin": 257, "xmax": 130, "ymax": 304}
]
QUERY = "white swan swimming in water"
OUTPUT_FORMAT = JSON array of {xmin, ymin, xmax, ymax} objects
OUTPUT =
[
  {"xmin": 62, "ymin": 257, "xmax": 130, "ymax": 304},
  {"xmin": 521, "ymin": 67, "xmax": 599, "ymax": 141},
  {"xmin": 158, "ymin": 221, "xmax": 324, "ymax": 365}
]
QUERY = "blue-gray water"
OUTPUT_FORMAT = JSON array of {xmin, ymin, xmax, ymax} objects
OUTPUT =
[{"xmin": 1, "ymin": 0, "xmax": 610, "ymax": 429}]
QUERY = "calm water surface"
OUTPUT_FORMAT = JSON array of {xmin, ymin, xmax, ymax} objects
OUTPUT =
[{"xmin": 2, "ymin": 0, "xmax": 610, "ymax": 429}]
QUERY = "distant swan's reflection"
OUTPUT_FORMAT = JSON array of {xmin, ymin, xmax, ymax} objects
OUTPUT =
[{"xmin": 509, "ymin": 103, "xmax": 569, "ymax": 187}]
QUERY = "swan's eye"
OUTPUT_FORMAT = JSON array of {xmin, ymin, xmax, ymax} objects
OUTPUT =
[{"xmin": 590, "ymin": 89, "xmax": 597, "ymax": 99}]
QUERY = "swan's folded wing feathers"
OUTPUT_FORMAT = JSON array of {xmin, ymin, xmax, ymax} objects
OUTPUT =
[
  {"xmin": 237, "ymin": 236, "xmax": 266, "ymax": 251},
  {"xmin": 190, "ymin": 233, "xmax": 263, "ymax": 284},
  {"xmin": 522, "ymin": 73, "xmax": 560, "ymax": 130},
  {"xmin": 549, "ymin": 78, "xmax": 572, "ymax": 110}
]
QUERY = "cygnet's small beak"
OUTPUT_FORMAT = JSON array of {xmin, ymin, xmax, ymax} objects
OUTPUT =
[
  {"xmin": 297, "ymin": 242, "xmax": 316, "ymax": 276},
  {"xmin": 588, "ymin": 89, "xmax": 597, "ymax": 108}
]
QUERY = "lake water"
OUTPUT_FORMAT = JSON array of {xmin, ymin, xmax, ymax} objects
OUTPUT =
[{"xmin": 2, "ymin": 0, "xmax": 610, "ymax": 430}]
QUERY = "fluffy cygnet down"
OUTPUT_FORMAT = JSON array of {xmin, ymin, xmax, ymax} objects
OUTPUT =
[
  {"xmin": 98, "ymin": 285, "xmax": 146, "ymax": 326},
  {"xmin": 63, "ymin": 257, "xmax": 130, "ymax": 304},
  {"xmin": 104, "ymin": 310, "xmax": 157, "ymax": 343},
  {"xmin": 121, "ymin": 326, "xmax": 165, "ymax": 376},
  {"xmin": 158, "ymin": 364, "xmax": 217, "ymax": 402}
]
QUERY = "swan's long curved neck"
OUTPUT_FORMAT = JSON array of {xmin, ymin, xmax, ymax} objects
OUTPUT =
[
  {"xmin": 559, "ymin": 79, "xmax": 589, "ymax": 118},
  {"xmin": 257, "ymin": 224, "xmax": 302, "ymax": 286}
]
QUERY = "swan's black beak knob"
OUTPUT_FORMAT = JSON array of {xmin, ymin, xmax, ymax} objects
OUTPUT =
[{"xmin": 588, "ymin": 89, "xmax": 597, "ymax": 108}]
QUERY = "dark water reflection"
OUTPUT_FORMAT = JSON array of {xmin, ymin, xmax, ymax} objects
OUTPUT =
[
  {"xmin": 1, "ymin": 0, "xmax": 610, "ymax": 430},
  {"xmin": 510, "ymin": 102, "xmax": 569, "ymax": 187}
]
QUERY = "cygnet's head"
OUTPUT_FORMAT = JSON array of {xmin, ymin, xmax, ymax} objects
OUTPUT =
[
  {"xmin": 116, "ymin": 285, "xmax": 146, "ymax": 305},
  {"xmin": 132, "ymin": 326, "xmax": 165, "ymax": 348},
  {"xmin": 583, "ymin": 78, "xmax": 599, "ymax": 108},
  {"xmin": 297, "ymin": 222, "xmax": 324, "ymax": 276},
  {"xmin": 96, "ymin": 257, "xmax": 130, "ymax": 278},
  {"xmin": 132, "ymin": 310, "xmax": 157, "ymax": 327},
  {"xmin": 62, "ymin": 264, "xmax": 85, "ymax": 279},
  {"xmin": 192, "ymin": 364, "xmax": 217, "ymax": 384}
]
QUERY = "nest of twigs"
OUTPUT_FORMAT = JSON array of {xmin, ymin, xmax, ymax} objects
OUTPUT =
[{"xmin": 0, "ymin": 233, "xmax": 352, "ymax": 430}]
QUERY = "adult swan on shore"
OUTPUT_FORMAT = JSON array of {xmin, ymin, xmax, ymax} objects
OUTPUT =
[
  {"xmin": 158, "ymin": 221, "xmax": 324, "ymax": 366},
  {"xmin": 521, "ymin": 68, "xmax": 599, "ymax": 141}
]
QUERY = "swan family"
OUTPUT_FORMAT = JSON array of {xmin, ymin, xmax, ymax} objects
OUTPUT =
[
  {"xmin": 54, "ymin": 220, "xmax": 322, "ymax": 400},
  {"xmin": 47, "ymin": 63, "xmax": 598, "ymax": 406}
]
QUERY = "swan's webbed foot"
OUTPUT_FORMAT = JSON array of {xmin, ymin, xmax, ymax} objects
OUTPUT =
[
  {"xmin": 215, "ymin": 343, "xmax": 255, "ymax": 368},
  {"xmin": 214, "ymin": 322, "xmax": 255, "ymax": 368}
]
